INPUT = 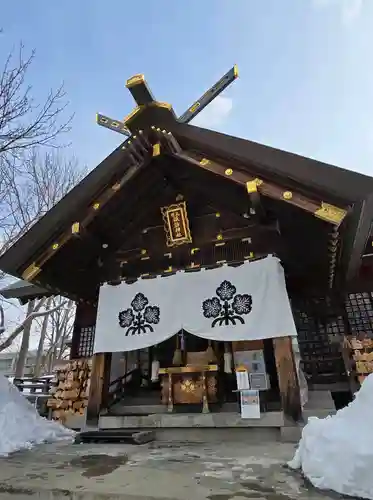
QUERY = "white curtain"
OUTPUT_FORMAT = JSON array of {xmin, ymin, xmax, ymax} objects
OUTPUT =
[{"xmin": 94, "ymin": 255, "xmax": 297, "ymax": 354}]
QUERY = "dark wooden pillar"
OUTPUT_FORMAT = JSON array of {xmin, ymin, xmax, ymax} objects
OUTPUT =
[
  {"xmin": 86, "ymin": 352, "xmax": 112, "ymax": 425},
  {"xmin": 273, "ymin": 336, "xmax": 302, "ymax": 423},
  {"xmin": 70, "ymin": 302, "xmax": 98, "ymax": 359}
]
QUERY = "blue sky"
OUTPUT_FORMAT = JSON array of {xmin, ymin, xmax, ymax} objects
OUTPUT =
[
  {"xmin": 1, "ymin": 0, "xmax": 372, "ymax": 348},
  {"xmin": 1, "ymin": 0, "xmax": 373, "ymax": 175}
]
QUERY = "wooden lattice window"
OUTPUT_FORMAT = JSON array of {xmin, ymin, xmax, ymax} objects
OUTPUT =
[
  {"xmin": 292, "ymin": 299, "xmax": 346, "ymax": 383},
  {"xmin": 345, "ymin": 293, "xmax": 373, "ymax": 337},
  {"xmin": 77, "ymin": 326, "xmax": 95, "ymax": 357}
]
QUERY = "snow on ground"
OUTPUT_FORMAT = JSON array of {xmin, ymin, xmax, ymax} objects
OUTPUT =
[
  {"xmin": 0, "ymin": 375, "xmax": 74, "ymax": 457},
  {"xmin": 289, "ymin": 373, "xmax": 373, "ymax": 499}
]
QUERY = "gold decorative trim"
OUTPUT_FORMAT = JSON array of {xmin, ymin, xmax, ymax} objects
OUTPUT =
[
  {"xmin": 22, "ymin": 263, "xmax": 41, "ymax": 281},
  {"xmin": 149, "ymin": 101, "xmax": 172, "ymax": 110},
  {"xmin": 189, "ymin": 262, "xmax": 200, "ymax": 269},
  {"xmin": 233, "ymin": 64, "xmax": 239, "ymax": 78},
  {"xmin": 52, "ymin": 243, "xmax": 59, "ymax": 250},
  {"xmin": 180, "ymin": 378, "xmax": 196, "ymax": 393},
  {"xmin": 123, "ymin": 102, "xmax": 172, "ymax": 127},
  {"xmin": 71, "ymin": 222, "xmax": 80, "ymax": 235},
  {"xmin": 96, "ymin": 113, "xmax": 105, "ymax": 123},
  {"xmin": 153, "ymin": 143, "xmax": 161, "ymax": 156},
  {"xmin": 200, "ymin": 158, "xmax": 210, "ymax": 166},
  {"xmin": 225, "ymin": 168, "xmax": 233, "ymax": 176},
  {"xmin": 246, "ymin": 178, "xmax": 262, "ymax": 194},
  {"xmin": 314, "ymin": 202, "xmax": 347, "ymax": 225},
  {"xmin": 159, "ymin": 365, "xmax": 218, "ymax": 374},
  {"xmin": 161, "ymin": 201, "xmax": 192, "ymax": 247},
  {"xmin": 283, "ymin": 191, "xmax": 293, "ymax": 200},
  {"xmin": 92, "ymin": 202, "xmax": 100, "ymax": 210},
  {"xmin": 123, "ymin": 106, "xmax": 142, "ymax": 124},
  {"xmin": 246, "ymin": 181, "xmax": 257, "ymax": 193},
  {"xmin": 126, "ymin": 74, "xmax": 145, "ymax": 88}
]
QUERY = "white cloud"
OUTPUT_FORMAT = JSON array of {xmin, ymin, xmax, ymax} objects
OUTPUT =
[
  {"xmin": 312, "ymin": 0, "xmax": 363, "ymax": 25},
  {"xmin": 191, "ymin": 96, "xmax": 233, "ymax": 129}
]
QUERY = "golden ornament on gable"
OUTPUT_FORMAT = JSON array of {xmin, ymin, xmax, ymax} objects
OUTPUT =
[
  {"xmin": 160, "ymin": 201, "xmax": 192, "ymax": 247},
  {"xmin": 314, "ymin": 202, "xmax": 347, "ymax": 225}
]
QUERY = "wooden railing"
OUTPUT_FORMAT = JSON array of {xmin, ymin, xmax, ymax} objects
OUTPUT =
[
  {"xmin": 107, "ymin": 368, "xmax": 147, "ymax": 408},
  {"xmin": 12, "ymin": 376, "xmax": 56, "ymax": 417}
]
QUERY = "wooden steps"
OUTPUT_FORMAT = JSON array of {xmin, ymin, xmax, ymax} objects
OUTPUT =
[{"xmin": 75, "ymin": 429, "xmax": 155, "ymax": 445}]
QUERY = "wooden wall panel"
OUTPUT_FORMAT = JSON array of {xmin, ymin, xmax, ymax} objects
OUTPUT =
[{"xmin": 273, "ymin": 336, "xmax": 302, "ymax": 422}]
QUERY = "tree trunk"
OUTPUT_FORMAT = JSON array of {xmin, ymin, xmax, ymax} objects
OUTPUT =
[
  {"xmin": 14, "ymin": 300, "xmax": 35, "ymax": 378},
  {"xmin": 0, "ymin": 297, "xmax": 66, "ymax": 353},
  {"xmin": 34, "ymin": 296, "xmax": 53, "ymax": 376},
  {"xmin": 46, "ymin": 299, "xmax": 73, "ymax": 368}
]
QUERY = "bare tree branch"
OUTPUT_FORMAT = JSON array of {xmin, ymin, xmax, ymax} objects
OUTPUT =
[
  {"xmin": 0, "ymin": 43, "xmax": 72, "ymax": 158},
  {"xmin": 0, "ymin": 298, "xmax": 68, "ymax": 352},
  {"xmin": 0, "ymin": 32, "xmax": 83, "ymax": 362},
  {"xmin": 34, "ymin": 296, "xmax": 53, "ymax": 376}
]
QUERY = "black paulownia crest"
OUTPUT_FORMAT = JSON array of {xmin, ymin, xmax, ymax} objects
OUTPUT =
[
  {"xmin": 202, "ymin": 280, "xmax": 252, "ymax": 327},
  {"xmin": 118, "ymin": 292, "xmax": 160, "ymax": 336}
]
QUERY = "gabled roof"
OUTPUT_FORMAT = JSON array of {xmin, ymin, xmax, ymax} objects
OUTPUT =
[
  {"xmin": 0, "ymin": 280, "xmax": 50, "ymax": 305},
  {"xmin": 0, "ymin": 113, "xmax": 372, "ymax": 299},
  {"xmin": 0, "ymin": 140, "xmax": 139, "ymax": 276},
  {"xmin": 174, "ymin": 123, "xmax": 373, "ymax": 205}
]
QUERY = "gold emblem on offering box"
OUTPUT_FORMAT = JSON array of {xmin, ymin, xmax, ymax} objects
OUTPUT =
[
  {"xmin": 161, "ymin": 201, "xmax": 192, "ymax": 247},
  {"xmin": 180, "ymin": 378, "xmax": 196, "ymax": 393}
]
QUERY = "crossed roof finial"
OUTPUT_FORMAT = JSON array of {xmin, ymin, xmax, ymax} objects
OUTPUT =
[{"xmin": 96, "ymin": 65, "xmax": 238, "ymax": 137}]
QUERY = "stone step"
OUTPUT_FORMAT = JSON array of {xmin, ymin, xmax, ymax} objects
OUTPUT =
[
  {"xmin": 108, "ymin": 401, "xmax": 240, "ymax": 416},
  {"xmin": 303, "ymin": 408, "xmax": 336, "ymax": 422},
  {"xmin": 99, "ymin": 411, "xmax": 285, "ymax": 430},
  {"xmin": 75, "ymin": 429, "xmax": 155, "ymax": 445},
  {"xmin": 304, "ymin": 390, "xmax": 336, "ymax": 410}
]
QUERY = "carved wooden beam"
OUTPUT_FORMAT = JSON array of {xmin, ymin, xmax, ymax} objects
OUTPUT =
[
  {"xmin": 327, "ymin": 227, "xmax": 340, "ymax": 289},
  {"xmin": 22, "ymin": 134, "xmax": 153, "ymax": 282},
  {"xmin": 152, "ymin": 127, "xmax": 183, "ymax": 155},
  {"xmin": 173, "ymin": 151, "xmax": 349, "ymax": 227},
  {"xmin": 246, "ymin": 178, "xmax": 267, "ymax": 222},
  {"xmin": 116, "ymin": 223, "xmax": 280, "ymax": 263}
]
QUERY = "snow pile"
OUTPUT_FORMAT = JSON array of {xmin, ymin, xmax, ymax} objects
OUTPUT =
[
  {"xmin": 0, "ymin": 375, "xmax": 75, "ymax": 456},
  {"xmin": 289, "ymin": 373, "xmax": 373, "ymax": 499}
]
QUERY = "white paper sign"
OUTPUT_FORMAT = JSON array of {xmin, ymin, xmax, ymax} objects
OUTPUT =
[
  {"xmin": 240, "ymin": 389, "xmax": 261, "ymax": 419},
  {"xmin": 234, "ymin": 350, "xmax": 267, "ymax": 374},
  {"xmin": 236, "ymin": 370, "xmax": 250, "ymax": 390}
]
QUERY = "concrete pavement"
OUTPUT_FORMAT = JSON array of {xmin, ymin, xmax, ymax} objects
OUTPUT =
[{"xmin": 0, "ymin": 440, "xmax": 346, "ymax": 499}]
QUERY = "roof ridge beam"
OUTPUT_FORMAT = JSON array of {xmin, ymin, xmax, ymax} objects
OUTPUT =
[{"xmin": 174, "ymin": 151, "xmax": 349, "ymax": 227}]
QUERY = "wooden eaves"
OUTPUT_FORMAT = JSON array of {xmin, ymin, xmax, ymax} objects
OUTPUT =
[{"xmin": 0, "ymin": 115, "xmax": 372, "ymax": 299}]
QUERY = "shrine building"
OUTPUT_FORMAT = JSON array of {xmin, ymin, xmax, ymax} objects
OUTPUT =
[{"xmin": 1, "ymin": 66, "xmax": 373, "ymax": 439}]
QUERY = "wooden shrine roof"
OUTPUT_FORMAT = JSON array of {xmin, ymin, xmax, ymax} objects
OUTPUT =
[
  {"xmin": 175, "ymin": 123, "xmax": 373, "ymax": 205},
  {"xmin": 1, "ymin": 117, "xmax": 373, "ymax": 301},
  {"xmin": 0, "ymin": 280, "xmax": 50, "ymax": 305}
]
